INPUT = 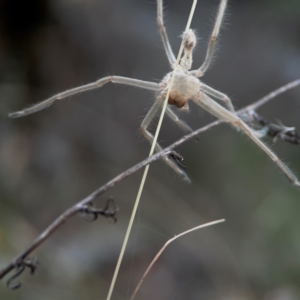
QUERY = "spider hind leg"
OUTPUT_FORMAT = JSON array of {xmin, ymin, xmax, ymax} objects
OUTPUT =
[
  {"xmin": 141, "ymin": 97, "xmax": 191, "ymax": 183},
  {"xmin": 194, "ymin": 91, "xmax": 300, "ymax": 189}
]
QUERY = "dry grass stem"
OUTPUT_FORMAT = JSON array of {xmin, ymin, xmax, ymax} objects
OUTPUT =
[{"xmin": 130, "ymin": 219, "xmax": 225, "ymax": 300}]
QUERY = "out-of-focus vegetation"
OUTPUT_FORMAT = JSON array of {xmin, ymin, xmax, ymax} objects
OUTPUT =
[{"xmin": 1, "ymin": 0, "xmax": 300, "ymax": 299}]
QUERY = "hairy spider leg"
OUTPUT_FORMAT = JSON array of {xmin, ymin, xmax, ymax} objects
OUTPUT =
[
  {"xmin": 194, "ymin": 92, "xmax": 300, "ymax": 188},
  {"xmin": 157, "ymin": 0, "xmax": 176, "ymax": 68},
  {"xmin": 201, "ymin": 83, "xmax": 235, "ymax": 113},
  {"xmin": 191, "ymin": 0, "xmax": 228, "ymax": 77},
  {"xmin": 141, "ymin": 96, "xmax": 191, "ymax": 183},
  {"xmin": 166, "ymin": 107, "xmax": 194, "ymax": 135},
  {"xmin": 9, "ymin": 77, "xmax": 159, "ymax": 118}
]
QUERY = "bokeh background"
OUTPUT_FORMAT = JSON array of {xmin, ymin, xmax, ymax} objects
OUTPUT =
[{"xmin": 1, "ymin": 0, "xmax": 300, "ymax": 299}]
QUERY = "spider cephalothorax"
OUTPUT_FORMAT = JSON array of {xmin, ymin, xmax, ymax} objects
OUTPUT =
[{"xmin": 8, "ymin": 0, "xmax": 300, "ymax": 188}]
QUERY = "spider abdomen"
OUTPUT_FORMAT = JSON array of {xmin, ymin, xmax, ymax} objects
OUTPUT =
[{"xmin": 161, "ymin": 71, "xmax": 201, "ymax": 108}]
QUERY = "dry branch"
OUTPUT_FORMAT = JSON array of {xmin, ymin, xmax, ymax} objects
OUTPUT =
[{"xmin": 1, "ymin": 78, "xmax": 300, "ymax": 284}]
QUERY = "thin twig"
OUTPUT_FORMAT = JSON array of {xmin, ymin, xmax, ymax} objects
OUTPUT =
[
  {"xmin": 246, "ymin": 78, "xmax": 300, "ymax": 112},
  {"xmin": 0, "ymin": 150, "xmax": 175, "ymax": 280},
  {"xmin": 130, "ymin": 219, "xmax": 225, "ymax": 300},
  {"xmin": 0, "ymin": 78, "xmax": 299, "ymax": 282}
]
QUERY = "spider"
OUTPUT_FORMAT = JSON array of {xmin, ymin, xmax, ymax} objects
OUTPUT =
[{"xmin": 9, "ymin": 0, "xmax": 300, "ymax": 188}]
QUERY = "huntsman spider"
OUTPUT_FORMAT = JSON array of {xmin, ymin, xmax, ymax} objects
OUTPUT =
[{"xmin": 9, "ymin": 0, "xmax": 300, "ymax": 188}]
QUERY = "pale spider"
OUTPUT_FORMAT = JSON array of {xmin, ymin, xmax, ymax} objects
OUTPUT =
[{"xmin": 9, "ymin": 0, "xmax": 300, "ymax": 188}]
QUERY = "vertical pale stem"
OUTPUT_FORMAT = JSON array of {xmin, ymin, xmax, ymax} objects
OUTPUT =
[{"xmin": 106, "ymin": 1, "xmax": 198, "ymax": 299}]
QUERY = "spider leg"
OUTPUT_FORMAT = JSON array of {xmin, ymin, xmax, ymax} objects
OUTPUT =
[
  {"xmin": 201, "ymin": 83, "xmax": 235, "ymax": 112},
  {"xmin": 9, "ymin": 76, "xmax": 159, "ymax": 118},
  {"xmin": 157, "ymin": 0, "xmax": 176, "ymax": 68},
  {"xmin": 193, "ymin": 92, "xmax": 300, "ymax": 188},
  {"xmin": 141, "ymin": 98, "xmax": 191, "ymax": 183},
  {"xmin": 191, "ymin": 0, "xmax": 228, "ymax": 77},
  {"xmin": 166, "ymin": 107, "xmax": 194, "ymax": 135},
  {"xmin": 166, "ymin": 106, "xmax": 199, "ymax": 141}
]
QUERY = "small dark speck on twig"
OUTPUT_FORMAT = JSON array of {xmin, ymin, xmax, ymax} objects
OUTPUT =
[
  {"xmin": 251, "ymin": 111, "xmax": 300, "ymax": 145},
  {"xmin": 7, "ymin": 258, "xmax": 38, "ymax": 290},
  {"xmin": 168, "ymin": 151, "xmax": 187, "ymax": 169},
  {"xmin": 79, "ymin": 197, "xmax": 119, "ymax": 223}
]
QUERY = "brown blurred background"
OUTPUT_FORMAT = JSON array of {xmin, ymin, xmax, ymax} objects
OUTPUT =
[{"xmin": 1, "ymin": 0, "xmax": 300, "ymax": 299}]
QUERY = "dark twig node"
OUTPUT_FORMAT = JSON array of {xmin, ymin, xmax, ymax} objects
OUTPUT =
[
  {"xmin": 7, "ymin": 258, "xmax": 38, "ymax": 290},
  {"xmin": 248, "ymin": 111, "xmax": 300, "ymax": 145},
  {"xmin": 168, "ymin": 151, "xmax": 187, "ymax": 169},
  {"xmin": 79, "ymin": 197, "xmax": 119, "ymax": 223},
  {"xmin": 280, "ymin": 128, "xmax": 300, "ymax": 145}
]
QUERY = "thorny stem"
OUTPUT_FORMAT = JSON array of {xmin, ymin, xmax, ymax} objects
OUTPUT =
[
  {"xmin": 0, "ymin": 150, "xmax": 174, "ymax": 280},
  {"xmin": 0, "ymin": 78, "xmax": 299, "ymax": 282}
]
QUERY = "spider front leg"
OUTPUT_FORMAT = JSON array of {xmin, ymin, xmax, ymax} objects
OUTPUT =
[
  {"xmin": 141, "ymin": 97, "xmax": 191, "ymax": 183},
  {"xmin": 9, "ymin": 76, "xmax": 159, "ymax": 118},
  {"xmin": 191, "ymin": 0, "xmax": 228, "ymax": 77},
  {"xmin": 157, "ymin": 0, "xmax": 176, "ymax": 68},
  {"xmin": 194, "ymin": 92, "xmax": 300, "ymax": 189}
]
